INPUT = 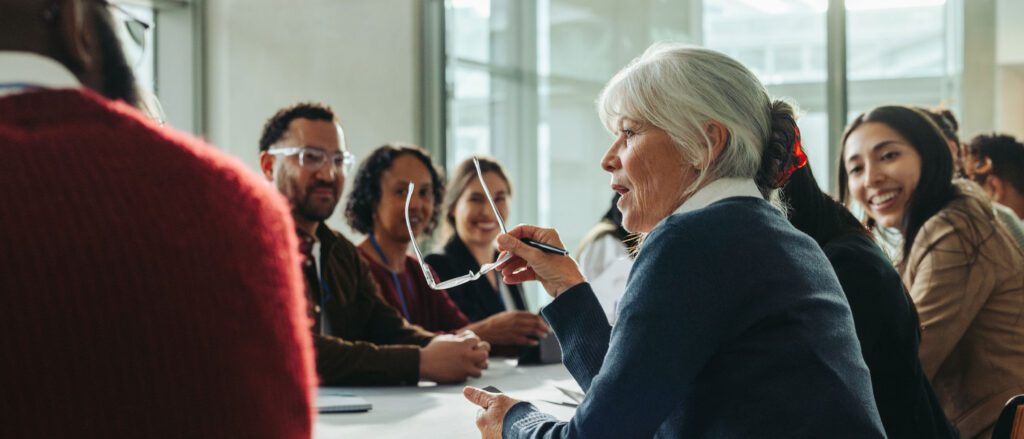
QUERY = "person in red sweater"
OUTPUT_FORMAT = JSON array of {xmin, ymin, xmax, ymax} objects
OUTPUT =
[
  {"xmin": 257, "ymin": 102, "xmax": 490, "ymax": 385},
  {"xmin": 0, "ymin": 1, "xmax": 315, "ymax": 437}
]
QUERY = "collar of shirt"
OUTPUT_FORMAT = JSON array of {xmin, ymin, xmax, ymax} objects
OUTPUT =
[
  {"xmin": 643, "ymin": 177, "xmax": 763, "ymax": 245},
  {"xmin": 0, "ymin": 51, "xmax": 82, "ymax": 97},
  {"xmin": 634, "ymin": 176, "xmax": 765, "ymax": 254},
  {"xmin": 672, "ymin": 177, "xmax": 762, "ymax": 216},
  {"xmin": 296, "ymin": 228, "xmax": 323, "ymax": 278}
]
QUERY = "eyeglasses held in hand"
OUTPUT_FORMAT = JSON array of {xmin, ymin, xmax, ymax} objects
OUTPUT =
[
  {"xmin": 267, "ymin": 146, "xmax": 356, "ymax": 176},
  {"xmin": 405, "ymin": 158, "xmax": 514, "ymax": 290}
]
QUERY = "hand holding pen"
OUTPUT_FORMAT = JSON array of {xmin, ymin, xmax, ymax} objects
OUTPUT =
[{"xmin": 495, "ymin": 224, "xmax": 585, "ymax": 298}]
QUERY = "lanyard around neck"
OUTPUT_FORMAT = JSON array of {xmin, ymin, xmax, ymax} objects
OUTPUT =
[
  {"xmin": 368, "ymin": 233, "xmax": 413, "ymax": 322},
  {"xmin": 0, "ymin": 83, "xmax": 43, "ymax": 95}
]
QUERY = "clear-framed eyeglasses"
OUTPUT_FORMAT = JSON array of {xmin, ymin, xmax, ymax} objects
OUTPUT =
[
  {"xmin": 103, "ymin": 0, "xmax": 152, "ymax": 68},
  {"xmin": 267, "ymin": 146, "xmax": 357, "ymax": 176},
  {"xmin": 406, "ymin": 158, "xmax": 511, "ymax": 290}
]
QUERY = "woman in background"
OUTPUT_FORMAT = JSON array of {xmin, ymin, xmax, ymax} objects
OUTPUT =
[
  {"xmin": 425, "ymin": 157, "xmax": 549, "ymax": 351},
  {"xmin": 781, "ymin": 147, "xmax": 955, "ymax": 438},
  {"xmin": 918, "ymin": 107, "xmax": 963, "ymax": 175},
  {"xmin": 963, "ymin": 133, "xmax": 1024, "ymax": 248},
  {"xmin": 920, "ymin": 108, "xmax": 1024, "ymax": 250},
  {"xmin": 345, "ymin": 144, "xmax": 547, "ymax": 348},
  {"xmin": 575, "ymin": 194, "xmax": 633, "ymax": 324},
  {"xmin": 840, "ymin": 105, "xmax": 1024, "ymax": 439},
  {"xmin": 964, "ymin": 133, "xmax": 1024, "ymax": 219}
]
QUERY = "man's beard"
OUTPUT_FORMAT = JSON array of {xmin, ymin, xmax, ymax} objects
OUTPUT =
[
  {"xmin": 292, "ymin": 184, "xmax": 340, "ymax": 224},
  {"xmin": 93, "ymin": 6, "xmax": 142, "ymax": 108}
]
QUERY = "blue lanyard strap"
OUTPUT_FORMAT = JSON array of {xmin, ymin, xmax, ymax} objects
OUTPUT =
[
  {"xmin": 319, "ymin": 266, "xmax": 331, "ymax": 307},
  {"xmin": 0, "ymin": 83, "xmax": 42, "ymax": 92},
  {"xmin": 368, "ymin": 233, "xmax": 413, "ymax": 323}
]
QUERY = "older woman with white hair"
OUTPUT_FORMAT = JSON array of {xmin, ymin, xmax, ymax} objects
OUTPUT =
[{"xmin": 462, "ymin": 44, "xmax": 886, "ymax": 438}]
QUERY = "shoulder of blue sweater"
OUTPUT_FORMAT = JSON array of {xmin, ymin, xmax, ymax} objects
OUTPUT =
[
  {"xmin": 658, "ymin": 196, "xmax": 777, "ymax": 232},
  {"xmin": 638, "ymin": 196, "xmax": 779, "ymax": 258}
]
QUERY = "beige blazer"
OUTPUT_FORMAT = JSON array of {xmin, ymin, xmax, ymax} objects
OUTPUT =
[{"xmin": 902, "ymin": 181, "xmax": 1024, "ymax": 439}]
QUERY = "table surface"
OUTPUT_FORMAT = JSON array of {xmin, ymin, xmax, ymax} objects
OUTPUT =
[{"xmin": 314, "ymin": 359, "xmax": 579, "ymax": 438}]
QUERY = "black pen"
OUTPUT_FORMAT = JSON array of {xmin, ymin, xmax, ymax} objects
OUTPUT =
[{"xmin": 522, "ymin": 238, "xmax": 569, "ymax": 256}]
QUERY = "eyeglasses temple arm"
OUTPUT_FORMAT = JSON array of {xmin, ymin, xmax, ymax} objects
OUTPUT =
[
  {"xmin": 473, "ymin": 158, "xmax": 508, "ymax": 235},
  {"xmin": 404, "ymin": 182, "xmax": 427, "ymax": 263}
]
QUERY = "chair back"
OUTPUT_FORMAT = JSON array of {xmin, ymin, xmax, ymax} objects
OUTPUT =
[{"xmin": 992, "ymin": 394, "xmax": 1024, "ymax": 439}]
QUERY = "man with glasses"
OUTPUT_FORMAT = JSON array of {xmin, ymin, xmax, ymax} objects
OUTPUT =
[
  {"xmin": 259, "ymin": 102, "xmax": 490, "ymax": 386},
  {"xmin": 0, "ymin": 1, "xmax": 314, "ymax": 438}
]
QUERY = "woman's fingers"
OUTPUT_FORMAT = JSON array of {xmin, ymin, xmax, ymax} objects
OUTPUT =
[
  {"xmin": 505, "ymin": 224, "xmax": 566, "ymax": 247},
  {"xmin": 497, "ymin": 224, "xmax": 585, "ymax": 297},
  {"xmin": 464, "ymin": 386, "xmax": 496, "ymax": 408},
  {"xmin": 496, "ymin": 233, "xmax": 546, "ymax": 263},
  {"xmin": 497, "ymin": 255, "xmax": 529, "ymax": 274},
  {"xmin": 501, "ymin": 266, "xmax": 538, "ymax": 284}
]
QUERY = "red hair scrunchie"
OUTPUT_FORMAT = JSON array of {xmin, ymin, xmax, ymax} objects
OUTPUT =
[{"xmin": 774, "ymin": 125, "xmax": 808, "ymax": 188}]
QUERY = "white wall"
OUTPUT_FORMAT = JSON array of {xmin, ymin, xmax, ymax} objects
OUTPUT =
[
  {"xmin": 961, "ymin": 0, "xmax": 997, "ymax": 139},
  {"xmin": 997, "ymin": 0, "xmax": 1024, "ymax": 65},
  {"xmin": 996, "ymin": 66, "xmax": 1024, "ymax": 139},
  {"xmin": 204, "ymin": 0, "xmax": 421, "ymax": 235},
  {"xmin": 996, "ymin": 0, "xmax": 1024, "ymax": 138}
]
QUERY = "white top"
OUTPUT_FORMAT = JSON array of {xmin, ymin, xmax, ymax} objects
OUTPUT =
[
  {"xmin": 0, "ymin": 51, "xmax": 81, "ymax": 96},
  {"xmin": 994, "ymin": 202, "xmax": 1024, "ymax": 251},
  {"xmin": 578, "ymin": 234, "xmax": 632, "ymax": 325},
  {"xmin": 577, "ymin": 234, "xmax": 630, "ymax": 323},
  {"xmin": 498, "ymin": 281, "xmax": 519, "ymax": 312},
  {"xmin": 579, "ymin": 233, "xmax": 629, "ymax": 282}
]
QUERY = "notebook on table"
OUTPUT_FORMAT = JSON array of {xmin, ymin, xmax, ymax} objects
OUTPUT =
[{"xmin": 317, "ymin": 388, "xmax": 372, "ymax": 413}]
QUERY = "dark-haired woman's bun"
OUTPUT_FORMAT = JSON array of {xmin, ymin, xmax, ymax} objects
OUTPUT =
[{"xmin": 755, "ymin": 99, "xmax": 799, "ymax": 196}]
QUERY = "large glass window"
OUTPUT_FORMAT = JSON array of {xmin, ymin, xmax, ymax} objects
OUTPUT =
[
  {"xmin": 448, "ymin": 0, "xmax": 703, "ymax": 306},
  {"xmin": 703, "ymin": 0, "xmax": 831, "ymax": 185},
  {"xmin": 846, "ymin": 0, "xmax": 959, "ymax": 118},
  {"xmin": 447, "ymin": 1, "xmax": 700, "ymax": 268}
]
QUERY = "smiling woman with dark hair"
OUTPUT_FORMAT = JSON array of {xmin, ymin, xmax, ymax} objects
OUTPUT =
[
  {"xmin": 839, "ymin": 105, "xmax": 1024, "ymax": 439},
  {"xmin": 782, "ymin": 152, "xmax": 956, "ymax": 438},
  {"xmin": 345, "ymin": 143, "xmax": 464, "ymax": 331}
]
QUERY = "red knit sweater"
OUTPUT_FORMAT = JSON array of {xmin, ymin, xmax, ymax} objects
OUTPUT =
[{"xmin": 0, "ymin": 89, "xmax": 315, "ymax": 438}]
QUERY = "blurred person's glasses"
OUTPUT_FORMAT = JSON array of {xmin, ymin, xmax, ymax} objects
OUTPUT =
[
  {"xmin": 406, "ymin": 158, "xmax": 511, "ymax": 290},
  {"xmin": 138, "ymin": 88, "xmax": 166, "ymax": 126},
  {"xmin": 103, "ymin": 0, "xmax": 151, "ymax": 67},
  {"xmin": 267, "ymin": 146, "xmax": 357, "ymax": 176}
]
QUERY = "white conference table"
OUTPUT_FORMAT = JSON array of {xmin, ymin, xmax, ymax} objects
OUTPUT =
[{"xmin": 314, "ymin": 359, "xmax": 580, "ymax": 438}]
